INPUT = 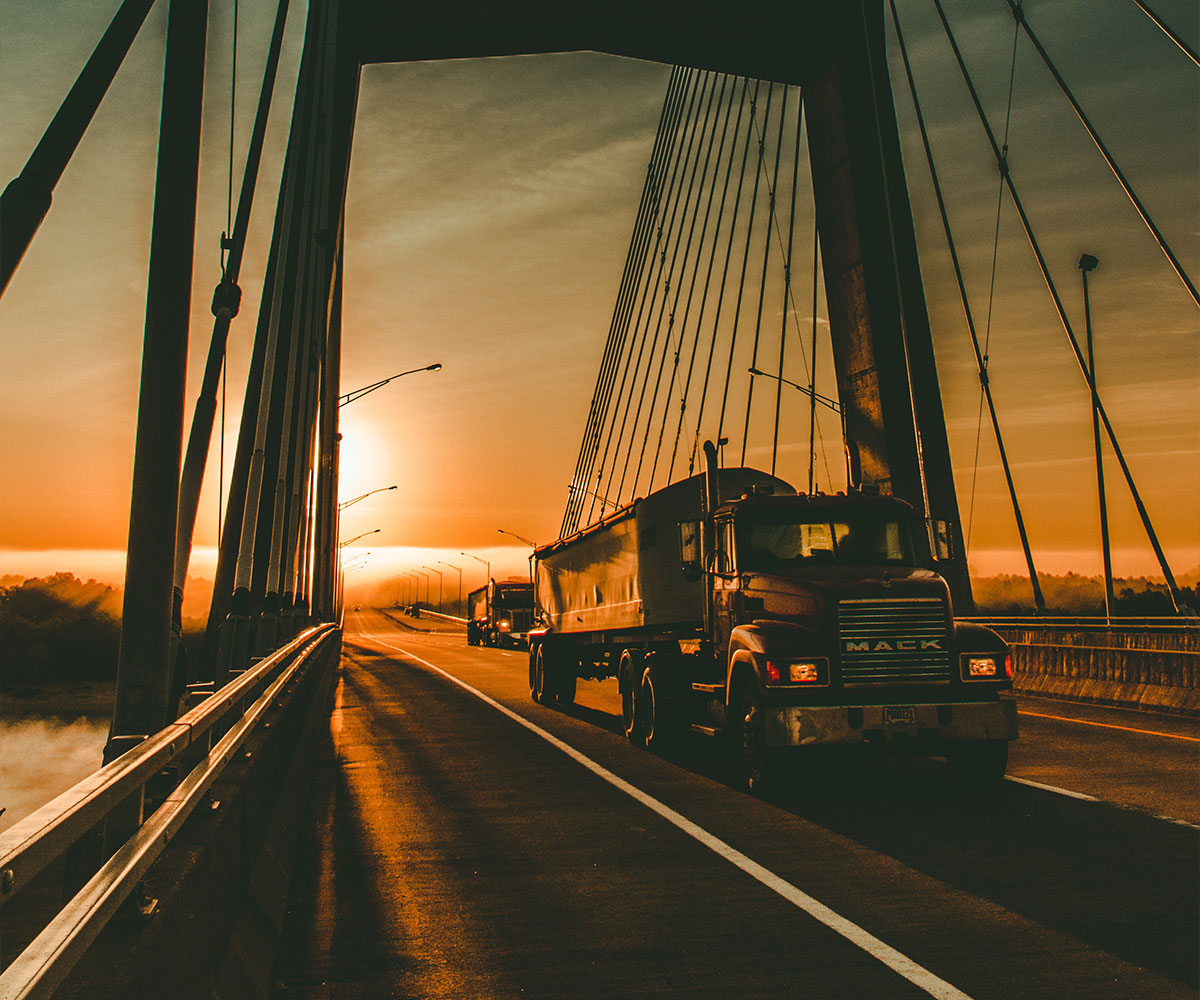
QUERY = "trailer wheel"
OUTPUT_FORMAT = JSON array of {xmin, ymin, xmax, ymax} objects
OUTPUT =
[
  {"xmin": 556, "ymin": 659, "xmax": 577, "ymax": 706},
  {"xmin": 640, "ymin": 666, "xmax": 673, "ymax": 750},
  {"xmin": 619, "ymin": 650, "xmax": 643, "ymax": 743},
  {"xmin": 528, "ymin": 645, "xmax": 539, "ymax": 701},
  {"xmin": 736, "ymin": 684, "xmax": 776, "ymax": 793},
  {"xmin": 946, "ymin": 740, "xmax": 1008, "ymax": 789},
  {"xmin": 467, "ymin": 623, "xmax": 479, "ymax": 646},
  {"xmin": 532, "ymin": 645, "xmax": 551, "ymax": 704}
]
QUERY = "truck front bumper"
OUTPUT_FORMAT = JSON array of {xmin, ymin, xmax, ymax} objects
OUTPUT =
[{"xmin": 764, "ymin": 696, "xmax": 1017, "ymax": 748}]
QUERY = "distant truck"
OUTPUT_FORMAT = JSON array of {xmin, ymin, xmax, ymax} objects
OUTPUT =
[
  {"xmin": 467, "ymin": 579, "xmax": 535, "ymax": 648},
  {"xmin": 529, "ymin": 442, "xmax": 1016, "ymax": 790}
]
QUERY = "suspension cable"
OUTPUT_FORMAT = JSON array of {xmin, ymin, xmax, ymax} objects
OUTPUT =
[
  {"xmin": 891, "ymin": 0, "xmax": 1044, "ymax": 612},
  {"xmin": 582, "ymin": 68, "xmax": 697, "ymax": 528},
  {"xmin": 686, "ymin": 78, "xmax": 757, "ymax": 475},
  {"xmin": 603, "ymin": 72, "xmax": 709, "ymax": 509},
  {"xmin": 636, "ymin": 75, "xmax": 726, "ymax": 495},
  {"xmin": 563, "ymin": 66, "xmax": 689, "ymax": 534},
  {"xmin": 1131, "ymin": 0, "xmax": 1200, "ymax": 67},
  {"xmin": 716, "ymin": 82, "xmax": 772, "ymax": 450},
  {"xmin": 968, "ymin": 1, "xmax": 1022, "ymax": 548},
  {"xmin": 771, "ymin": 99, "xmax": 803, "ymax": 477},
  {"xmin": 663, "ymin": 77, "xmax": 740, "ymax": 483},
  {"xmin": 648, "ymin": 75, "xmax": 733, "ymax": 490},
  {"xmin": 1004, "ymin": 0, "xmax": 1198, "ymax": 306},
  {"xmin": 741, "ymin": 85, "xmax": 788, "ymax": 467},
  {"xmin": 931, "ymin": 0, "xmax": 1184, "ymax": 612}
]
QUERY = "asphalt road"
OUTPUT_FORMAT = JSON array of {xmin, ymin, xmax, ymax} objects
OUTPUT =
[{"xmin": 272, "ymin": 608, "xmax": 1198, "ymax": 999}]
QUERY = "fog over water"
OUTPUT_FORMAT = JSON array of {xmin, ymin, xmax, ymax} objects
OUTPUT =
[{"xmin": 0, "ymin": 716, "xmax": 108, "ymax": 833}]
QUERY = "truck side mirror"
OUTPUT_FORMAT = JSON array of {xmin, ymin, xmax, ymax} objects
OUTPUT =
[
  {"xmin": 678, "ymin": 520, "xmax": 702, "ymax": 580},
  {"xmin": 927, "ymin": 519, "xmax": 955, "ymax": 560}
]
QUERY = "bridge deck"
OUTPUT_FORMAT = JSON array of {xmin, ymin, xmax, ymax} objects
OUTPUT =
[{"xmin": 270, "ymin": 609, "xmax": 1198, "ymax": 998}]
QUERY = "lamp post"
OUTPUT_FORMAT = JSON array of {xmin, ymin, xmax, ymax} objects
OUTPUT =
[
  {"xmin": 1079, "ymin": 253, "xmax": 1114, "ymax": 622},
  {"xmin": 401, "ymin": 572, "xmax": 419, "ymax": 606},
  {"xmin": 339, "ymin": 362, "xmax": 442, "ymax": 407},
  {"xmin": 497, "ymin": 528, "xmax": 536, "ymax": 547},
  {"xmin": 439, "ymin": 561, "xmax": 462, "ymax": 616},
  {"xmin": 498, "ymin": 529, "xmax": 536, "ymax": 584},
  {"xmin": 414, "ymin": 570, "xmax": 431, "ymax": 608},
  {"xmin": 461, "ymin": 551, "xmax": 490, "ymax": 589},
  {"xmin": 748, "ymin": 367, "xmax": 848, "ymax": 488},
  {"xmin": 423, "ymin": 565, "xmax": 444, "ymax": 613},
  {"xmin": 338, "ymin": 485, "xmax": 396, "ymax": 511},
  {"xmin": 339, "ymin": 528, "xmax": 379, "ymax": 548}
]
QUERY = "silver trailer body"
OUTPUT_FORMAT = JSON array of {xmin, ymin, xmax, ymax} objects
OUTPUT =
[{"xmin": 535, "ymin": 469, "xmax": 793, "ymax": 635}]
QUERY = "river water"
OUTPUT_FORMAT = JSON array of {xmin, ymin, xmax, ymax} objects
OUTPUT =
[{"xmin": 0, "ymin": 715, "xmax": 109, "ymax": 833}]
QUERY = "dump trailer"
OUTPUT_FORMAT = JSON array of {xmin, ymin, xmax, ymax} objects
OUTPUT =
[
  {"xmin": 467, "ymin": 579, "xmax": 535, "ymax": 648},
  {"xmin": 529, "ymin": 444, "xmax": 1016, "ymax": 790}
]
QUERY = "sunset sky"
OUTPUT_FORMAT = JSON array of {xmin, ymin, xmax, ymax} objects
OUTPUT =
[{"xmin": 1, "ymin": 0, "xmax": 1196, "ymax": 602}]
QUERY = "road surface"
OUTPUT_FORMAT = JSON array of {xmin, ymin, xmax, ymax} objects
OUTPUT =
[{"xmin": 272, "ymin": 608, "xmax": 1198, "ymax": 999}]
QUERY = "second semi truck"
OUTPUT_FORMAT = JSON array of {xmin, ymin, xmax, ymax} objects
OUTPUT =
[
  {"xmin": 467, "ymin": 579, "xmax": 535, "ymax": 648},
  {"xmin": 529, "ymin": 443, "xmax": 1016, "ymax": 790}
]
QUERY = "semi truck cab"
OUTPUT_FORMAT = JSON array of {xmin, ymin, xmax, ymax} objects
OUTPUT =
[{"xmin": 682, "ymin": 490, "xmax": 1016, "ymax": 787}]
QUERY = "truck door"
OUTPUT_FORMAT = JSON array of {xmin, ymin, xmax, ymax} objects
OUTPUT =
[{"xmin": 711, "ymin": 515, "xmax": 738, "ymax": 656}]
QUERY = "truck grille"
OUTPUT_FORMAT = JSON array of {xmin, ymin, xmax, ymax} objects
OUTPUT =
[
  {"xmin": 837, "ymin": 598, "xmax": 951, "ymax": 685},
  {"xmin": 509, "ymin": 610, "xmax": 534, "ymax": 632}
]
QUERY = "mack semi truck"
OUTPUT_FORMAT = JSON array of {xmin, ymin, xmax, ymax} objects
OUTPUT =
[
  {"xmin": 467, "ymin": 579, "xmax": 535, "ymax": 648},
  {"xmin": 528, "ymin": 442, "xmax": 1016, "ymax": 790}
]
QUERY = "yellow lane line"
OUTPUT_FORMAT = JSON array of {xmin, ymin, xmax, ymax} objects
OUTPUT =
[{"xmin": 1019, "ymin": 710, "xmax": 1200, "ymax": 742}]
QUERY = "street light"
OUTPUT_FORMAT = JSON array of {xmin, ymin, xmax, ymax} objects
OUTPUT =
[
  {"xmin": 461, "ymin": 551, "xmax": 490, "ymax": 589},
  {"xmin": 747, "ymin": 367, "xmax": 842, "ymax": 413},
  {"xmin": 414, "ymin": 569, "xmax": 431, "ymax": 607},
  {"xmin": 497, "ymin": 528, "xmax": 536, "ymax": 547},
  {"xmin": 339, "ymin": 528, "xmax": 379, "ymax": 548},
  {"xmin": 439, "ymin": 561, "xmax": 462, "ymax": 616},
  {"xmin": 339, "ymin": 362, "xmax": 442, "ymax": 407},
  {"xmin": 422, "ymin": 565, "xmax": 444, "ymax": 612},
  {"xmin": 1079, "ymin": 253, "xmax": 1114, "ymax": 622},
  {"xmin": 339, "ymin": 485, "xmax": 397, "ymax": 511}
]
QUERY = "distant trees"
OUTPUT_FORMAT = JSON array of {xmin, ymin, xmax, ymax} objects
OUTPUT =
[
  {"xmin": 972, "ymin": 572, "xmax": 1198, "ymax": 616},
  {"xmin": 0, "ymin": 574, "xmax": 121, "ymax": 684}
]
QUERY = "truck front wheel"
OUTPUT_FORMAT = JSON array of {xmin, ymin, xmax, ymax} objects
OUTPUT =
[
  {"xmin": 736, "ymin": 684, "xmax": 777, "ymax": 793},
  {"xmin": 946, "ymin": 740, "xmax": 1009, "ymax": 789}
]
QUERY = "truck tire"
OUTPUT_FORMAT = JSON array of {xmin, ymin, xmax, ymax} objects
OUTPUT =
[
  {"xmin": 619, "ymin": 650, "xmax": 644, "ymax": 743},
  {"xmin": 467, "ymin": 623, "xmax": 479, "ymax": 646},
  {"xmin": 639, "ymin": 666, "xmax": 676, "ymax": 751},
  {"xmin": 736, "ymin": 683, "xmax": 777, "ymax": 793},
  {"xmin": 556, "ymin": 658, "xmax": 577, "ymax": 706},
  {"xmin": 946, "ymin": 740, "xmax": 1008, "ymax": 789},
  {"xmin": 532, "ymin": 645, "xmax": 551, "ymax": 704}
]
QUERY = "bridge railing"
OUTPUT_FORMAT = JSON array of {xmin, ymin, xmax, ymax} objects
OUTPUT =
[
  {"xmin": 964, "ymin": 615, "xmax": 1199, "ymax": 633},
  {"xmin": 0, "ymin": 622, "xmax": 340, "ymax": 1000}
]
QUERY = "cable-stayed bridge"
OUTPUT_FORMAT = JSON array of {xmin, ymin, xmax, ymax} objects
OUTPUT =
[{"xmin": 1, "ymin": 2, "xmax": 1196, "ymax": 997}]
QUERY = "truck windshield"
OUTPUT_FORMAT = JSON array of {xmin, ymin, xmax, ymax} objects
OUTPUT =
[
  {"xmin": 494, "ymin": 589, "xmax": 532, "ymax": 609},
  {"xmin": 739, "ymin": 514, "xmax": 915, "ymax": 568}
]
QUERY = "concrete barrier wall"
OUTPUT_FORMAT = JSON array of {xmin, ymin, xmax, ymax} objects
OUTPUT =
[{"xmin": 998, "ymin": 628, "xmax": 1199, "ymax": 715}]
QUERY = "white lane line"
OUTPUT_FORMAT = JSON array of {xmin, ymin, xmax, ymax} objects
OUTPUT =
[
  {"xmin": 369, "ymin": 636, "xmax": 974, "ymax": 1000},
  {"xmin": 1005, "ymin": 776, "xmax": 1200, "ymax": 830}
]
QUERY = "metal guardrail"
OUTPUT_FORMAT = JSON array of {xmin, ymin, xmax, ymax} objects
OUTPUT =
[
  {"xmin": 415, "ymin": 608, "xmax": 467, "ymax": 626},
  {"xmin": 0, "ymin": 622, "xmax": 339, "ymax": 1000},
  {"xmin": 965, "ymin": 616, "xmax": 1199, "ymax": 633}
]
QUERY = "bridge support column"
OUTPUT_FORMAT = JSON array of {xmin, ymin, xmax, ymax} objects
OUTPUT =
[
  {"xmin": 803, "ymin": 2, "xmax": 972, "ymax": 608},
  {"xmin": 108, "ymin": 0, "xmax": 209, "ymax": 756}
]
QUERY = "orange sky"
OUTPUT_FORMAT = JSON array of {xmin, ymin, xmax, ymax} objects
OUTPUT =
[{"xmin": 1, "ymin": 0, "xmax": 1197, "ymax": 596}]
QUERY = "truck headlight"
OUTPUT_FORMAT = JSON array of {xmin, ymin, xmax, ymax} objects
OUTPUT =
[
  {"xmin": 765, "ymin": 659, "xmax": 824, "ymax": 685},
  {"xmin": 790, "ymin": 662, "xmax": 820, "ymax": 683},
  {"xmin": 967, "ymin": 656, "xmax": 997, "ymax": 677},
  {"xmin": 499, "ymin": 619, "xmax": 511, "ymax": 631}
]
